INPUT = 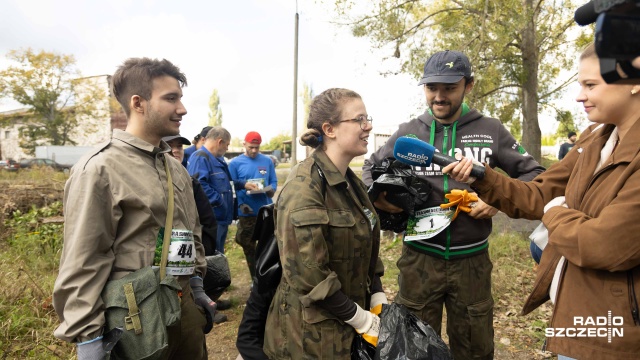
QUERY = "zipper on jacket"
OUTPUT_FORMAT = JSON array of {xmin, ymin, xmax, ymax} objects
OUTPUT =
[
  {"xmin": 442, "ymin": 125, "xmax": 451, "ymax": 260},
  {"xmin": 628, "ymin": 271, "xmax": 640, "ymax": 325}
]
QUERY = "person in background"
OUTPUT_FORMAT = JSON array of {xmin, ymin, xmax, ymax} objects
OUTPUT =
[
  {"xmin": 444, "ymin": 42, "xmax": 640, "ymax": 360},
  {"xmin": 53, "ymin": 57, "xmax": 213, "ymax": 359},
  {"xmin": 183, "ymin": 126, "xmax": 212, "ymax": 167},
  {"xmin": 558, "ymin": 131, "xmax": 577, "ymax": 160},
  {"xmin": 165, "ymin": 134, "xmax": 218, "ymax": 255},
  {"xmin": 263, "ymin": 88, "xmax": 386, "ymax": 359},
  {"xmin": 164, "ymin": 133, "xmax": 230, "ymax": 323},
  {"xmin": 229, "ymin": 131, "xmax": 277, "ymax": 281},
  {"xmin": 362, "ymin": 50, "xmax": 545, "ymax": 360},
  {"xmin": 188, "ymin": 127, "xmax": 257, "ymax": 254}
]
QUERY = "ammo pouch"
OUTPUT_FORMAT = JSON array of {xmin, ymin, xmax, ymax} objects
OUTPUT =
[{"xmin": 101, "ymin": 266, "xmax": 182, "ymax": 360}]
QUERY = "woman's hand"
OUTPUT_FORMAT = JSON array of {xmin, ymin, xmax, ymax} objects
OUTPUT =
[{"xmin": 442, "ymin": 156, "xmax": 477, "ymax": 184}]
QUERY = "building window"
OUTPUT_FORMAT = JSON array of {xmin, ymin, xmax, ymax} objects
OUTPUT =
[{"xmin": 4, "ymin": 131, "xmax": 9, "ymax": 139}]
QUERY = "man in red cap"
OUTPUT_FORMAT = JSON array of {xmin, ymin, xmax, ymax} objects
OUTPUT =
[{"xmin": 229, "ymin": 131, "xmax": 278, "ymax": 281}]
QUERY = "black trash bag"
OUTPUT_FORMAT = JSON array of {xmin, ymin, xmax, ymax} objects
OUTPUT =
[
  {"xmin": 203, "ymin": 251, "xmax": 231, "ymax": 300},
  {"xmin": 253, "ymin": 204, "xmax": 283, "ymax": 294},
  {"xmin": 368, "ymin": 158, "xmax": 432, "ymax": 233},
  {"xmin": 375, "ymin": 303, "xmax": 452, "ymax": 360},
  {"xmin": 351, "ymin": 334, "xmax": 376, "ymax": 360}
]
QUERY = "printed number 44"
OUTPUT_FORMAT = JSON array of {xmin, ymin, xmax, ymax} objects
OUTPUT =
[{"xmin": 177, "ymin": 244, "xmax": 193, "ymax": 258}]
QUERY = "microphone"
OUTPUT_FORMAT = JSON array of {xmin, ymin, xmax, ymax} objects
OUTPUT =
[
  {"xmin": 574, "ymin": 0, "xmax": 597, "ymax": 25},
  {"xmin": 393, "ymin": 136, "xmax": 485, "ymax": 179}
]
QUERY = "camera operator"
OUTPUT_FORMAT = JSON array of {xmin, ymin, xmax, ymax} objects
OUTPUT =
[{"xmin": 575, "ymin": 0, "xmax": 640, "ymax": 83}]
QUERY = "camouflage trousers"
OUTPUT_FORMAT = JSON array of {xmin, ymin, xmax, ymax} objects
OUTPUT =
[
  {"xmin": 235, "ymin": 216, "xmax": 257, "ymax": 279},
  {"xmin": 395, "ymin": 245, "xmax": 494, "ymax": 360}
]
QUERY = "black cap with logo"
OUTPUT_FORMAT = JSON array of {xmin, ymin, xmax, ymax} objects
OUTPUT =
[{"xmin": 418, "ymin": 50, "xmax": 473, "ymax": 85}]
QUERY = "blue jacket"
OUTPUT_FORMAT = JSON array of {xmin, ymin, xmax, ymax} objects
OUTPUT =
[
  {"xmin": 229, "ymin": 154, "xmax": 277, "ymax": 217},
  {"xmin": 183, "ymin": 145, "xmax": 197, "ymax": 168},
  {"xmin": 187, "ymin": 147, "xmax": 243, "ymax": 225}
]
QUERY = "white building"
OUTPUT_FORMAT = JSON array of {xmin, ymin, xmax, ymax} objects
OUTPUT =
[{"xmin": 0, "ymin": 75, "xmax": 123, "ymax": 161}]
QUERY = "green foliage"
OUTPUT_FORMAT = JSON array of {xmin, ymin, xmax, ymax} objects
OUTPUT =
[
  {"xmin": 555, "ymin": 109, "xmax": 578, "ymax": 139},
  {"xmin": 0, "ymin": 48, "xmax": 106, "ymax": 155},
  {"xmin": 261, "ymin": 132, "xmax": 292, "ymax": 151},
  {"xmin": 5, "ymin": 202, "xmax": 64, "ymax": 260},
  {"xmin": 1, "ymin": 201, "xmax": 72, "ymax": 359},
  {"xmin": 541, "ymin": 134, "xmax": 557, "ymax": 146},
  {"xmin": 208, "ymin": 89, "xmax": 223, "ymax": 126},
  {"xmin": 332, "ymin": 0, "xmax": 592, "ymax": 161}
]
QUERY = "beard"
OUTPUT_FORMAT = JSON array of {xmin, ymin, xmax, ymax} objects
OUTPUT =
[
  {"xmin": 145, "ymin": 104, "xmax": 178, "ymax": 138},
  {"xmin": 428, "ymin": 91, "xmax": 466, "ymax": 121}
]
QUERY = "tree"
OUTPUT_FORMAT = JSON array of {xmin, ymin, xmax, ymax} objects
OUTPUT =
[
  {"xmin": 333, "ymin": 0, "xmax": 592, "ymax": 161},
  {"xmin": 555, "ymin": 109, "xmax": 578, "ymax": 139},
  {"xmin": 261, "ymin": 132, "xmax": 292, "ymax": 151},
  {"xmin": 301, "ymin": 82, "xmax": 314, "ymax": 125},
  {"xmin": 208, "ymin": 89, "xmax": 223, "ymax": 126},
  {"xmin": 0, "ymin": 48, "xmax": 105, "ymax": 155}
]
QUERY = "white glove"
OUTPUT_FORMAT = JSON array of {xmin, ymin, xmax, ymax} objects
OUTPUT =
[
  {"xmin": 345, "ymin": 303, "xmax": 380, "ymax": 346},
  {"xmin": 544, "ymin": 196, "xmax": 566, "ymax": 213},
  {"xmin": 76, "ymin": 337, "xmax": 105, "ymax": 360},
  {"xmin": 529, "ymin": 196, "xmax": 568, "ymax": 251},
  {"xmin": 369, "ymin": 292, "xmax": 388, "ymax": 316}
]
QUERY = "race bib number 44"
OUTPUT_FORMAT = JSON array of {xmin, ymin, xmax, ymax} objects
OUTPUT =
[
  {"xmin": 404, "ymin": 207, "xmax": 454, "ymax": 241},
  {"xmin": 153, "ymin": 228, "xmax": 196, "ymax": 275}
]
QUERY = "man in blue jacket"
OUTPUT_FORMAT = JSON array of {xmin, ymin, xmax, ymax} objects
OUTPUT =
[
  {"xmin": 188, "ymin": 126, "xmax": 257, "ymax": 253},
  {"xmin": 229, "ymin": 131, "xmax": 277, "ymax": 280}
]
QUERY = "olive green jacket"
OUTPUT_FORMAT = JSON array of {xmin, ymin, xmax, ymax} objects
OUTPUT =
[{"xmin": 264, "ymin": 149, "xmax": 383, "ymax": 359}]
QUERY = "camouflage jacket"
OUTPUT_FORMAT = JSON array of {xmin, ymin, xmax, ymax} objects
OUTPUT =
[{"xmin": 264, "ymin": 149, "xmax": 383, "ymax": 359}]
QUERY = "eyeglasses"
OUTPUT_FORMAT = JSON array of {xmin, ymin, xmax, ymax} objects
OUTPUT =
[{"xmin": 340, "ymin": 115, "xmax": 373, "ymax": 130}]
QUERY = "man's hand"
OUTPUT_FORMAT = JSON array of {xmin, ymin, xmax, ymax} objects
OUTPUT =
[
  {"xmin": 467, "ymin": 198, "xmax": 498, "ymax": 219},
  {"xmin": 244, "ymin": 182, "xmax": 259, "ymax": 191},
  {"xmin": 190, "ymin": 276, "xmax": 216, "ymax": 334},
  {"xmin": 373, "ymin": 191, "xmax": 403, "ymax": 214}
]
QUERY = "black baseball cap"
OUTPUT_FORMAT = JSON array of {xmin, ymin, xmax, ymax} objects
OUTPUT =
[
  {"xmin": 198, "ymin": 126, "xmax": 213, "ymax": 139},
  {"xmin": 418, "ymin": 50, "xmax": 473, "ymax": 85},
  {"xmin": 162, "ymin": 135, "xmax": 191, "ymax": 145}
]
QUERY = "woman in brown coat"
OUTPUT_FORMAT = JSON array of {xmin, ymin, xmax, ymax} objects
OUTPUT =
[{"xmin": 444, "ymin": 43, "xmax": 640, "ymax": 359}]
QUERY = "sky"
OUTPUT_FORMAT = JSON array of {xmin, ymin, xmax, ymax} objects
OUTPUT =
[{"xmin": 0, "ymin": 0, "xmax": 425, "ymax": 147}]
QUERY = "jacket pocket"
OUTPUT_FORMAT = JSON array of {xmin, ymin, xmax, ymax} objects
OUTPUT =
[
  {"xmin": 326, "ymin": 209, "xmax": 355, "ymax": 262},
  {"xmin": 290, "ymin": 207, "xmax": 329, "ymax": 267},
  {"xmin": 468, "ymin": 297, "xmax": 494, "ymax": 358}
]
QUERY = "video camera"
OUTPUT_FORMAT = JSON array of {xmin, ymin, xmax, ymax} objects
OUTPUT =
[{"xmin": 575, "ymin": 0, "xmax": 640, "ymax": 84}]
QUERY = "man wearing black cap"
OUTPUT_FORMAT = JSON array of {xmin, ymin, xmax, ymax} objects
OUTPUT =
[
  {"xmin": 558, "ymin": 131, "xmax": 577, "ymax": 160},
  {"xmin": 183, "ymin": 126, "xmax": 212, "ymax": 168},
  {"xmin": 362, "ymin": 50, "xmax": 544, "ymax": 359}
]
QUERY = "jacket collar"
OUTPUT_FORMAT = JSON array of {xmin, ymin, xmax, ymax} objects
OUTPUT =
[
  {"xmin": 612, "ymin": 117, "xmax": 640, "ymax": 164},
  {"xmin": 112, "ymin": 129, "xmax": 170, "ymax": 156},
  {"xmin": 310, "ymin": 149, "xmax": 357, "ymax": 187}
]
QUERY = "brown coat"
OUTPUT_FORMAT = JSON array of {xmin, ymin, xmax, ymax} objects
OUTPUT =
[{"xmin": 473, "ymin": 122, "xmax": 640, "ymax": 359}]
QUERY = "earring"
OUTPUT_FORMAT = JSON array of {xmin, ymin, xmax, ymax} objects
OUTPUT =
[{"xmin": 632, "ymin": 89, "xmax": 639, "ymax": 95}]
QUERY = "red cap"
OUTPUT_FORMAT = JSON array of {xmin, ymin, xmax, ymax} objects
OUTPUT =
[{"xmin": 244, "ymin": 131, "xmax": 262, "ymax": 145}]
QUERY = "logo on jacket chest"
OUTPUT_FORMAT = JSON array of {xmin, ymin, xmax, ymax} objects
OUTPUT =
[
  {"xmin": 412, "ymin": 145, "xmax": 493, "ymax": 176},
  {"xmin": 258, "ymin": 167, "xmax": 267, "ymax": 175}
]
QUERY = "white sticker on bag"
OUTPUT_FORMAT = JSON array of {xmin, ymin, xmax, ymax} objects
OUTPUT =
[{"xmin": 153, "ymin": 229, "xmax": 196, "ymax": 275}]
